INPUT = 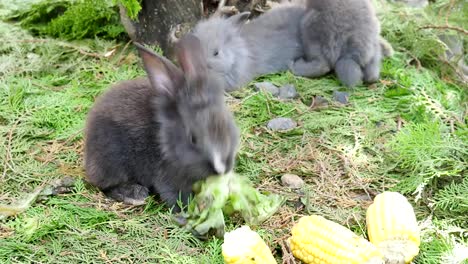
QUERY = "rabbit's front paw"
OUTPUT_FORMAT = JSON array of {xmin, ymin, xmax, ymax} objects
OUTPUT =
[{"xmin": 105, "ymin": 183, "xmax": 149, "ymax": 206}]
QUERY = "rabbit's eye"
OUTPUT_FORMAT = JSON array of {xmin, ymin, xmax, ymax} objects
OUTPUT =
[
  {"xmin": 213, "ymin": 50, "xmax": 219, "ymax": 56},
  {"xmin": 189, "ymin": 133, "xmax": 197, "ymax": 145}
]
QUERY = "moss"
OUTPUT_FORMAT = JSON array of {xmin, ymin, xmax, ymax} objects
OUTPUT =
[
  {"xmin": 7, "ymin": 0, "xmax": 127, "ymax": 40},
  {"xmin": 114, "ymin": 0, "xmax": 142, "ymax": 20}
]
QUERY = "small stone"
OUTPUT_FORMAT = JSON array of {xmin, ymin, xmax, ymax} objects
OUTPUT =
[
  {"xmin": 333, "ymin": 91, "xmax": 349, "ymax": 105},
  {"xmin": 173, "ymin": 215, "xmax": 188, "ymax": 226},
  {"xmin": 311, "ymin": 95, "xmax": 329, "ymax": 109},
  {"xmin": 253, "ymin": 82, "xmax": 279, "ymax": 96},
  {"xmin": 352, "ymin": 194, "xmax": 372, "ymax": 202},
  {"xmin": 281, "ymin": 174, "xmax": 304, "ymax": 189},
  {"xmin": 267, "ymin": 117, "xmax": 297, "ymax": 131},
  {"xmin": 278, "ymin": 84, "xmax": 299, "ymax": 99},
  {"xmin": 53, "ymin": 176, "xmax": 76, "ymax": 188}
]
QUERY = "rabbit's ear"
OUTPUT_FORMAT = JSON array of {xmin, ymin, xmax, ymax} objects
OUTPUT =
[
  {"xmin": 227, "ymin": 11, "xmax": 250, "ymax": 25},
  {"xmin": 135, "ymin": 42, "xmax": 183, "ymax": 98},
  {"xmin": 175, "ymin": 34, "xmax": 207, "ymax": 84}
]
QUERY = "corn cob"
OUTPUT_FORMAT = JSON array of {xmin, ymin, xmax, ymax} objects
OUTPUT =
[
  {"xmin": 289, "ymin": 215, "xmax": 385, "ymax": 264},
  {"xmin": 366, "ymin": 191, "xmax": 420, "ymax": 264},
  {"xmin": 222, "ymin": 225, "xmax": 277, "ymax": 264}
]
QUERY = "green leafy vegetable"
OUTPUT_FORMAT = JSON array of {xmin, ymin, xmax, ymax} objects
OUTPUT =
[{"xmin": 178, "ymin": 173, "xmax": 285, "ymax": 239}]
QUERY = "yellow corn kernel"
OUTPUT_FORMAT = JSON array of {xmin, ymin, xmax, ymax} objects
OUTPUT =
[
  {"xmin": 366, "ymin": 191, "xmax": 420, "ymax": 264},
  {"xmin": 289, "ymin": 215, "xmax": 384, "ymax": 264},
  {"xmin": 222, "ymin": 225, "xmax": 277, "ymax": 264}
]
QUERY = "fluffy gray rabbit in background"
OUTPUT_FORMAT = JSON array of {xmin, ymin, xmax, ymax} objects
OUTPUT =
[
  {"xmin": 242, "ymin": 3, "xmax": 306, "ymax": 77},
  {"xmin": 84, "ymin": 34, "xmax": 240, "ymax": 211},
  {"xmin": 192, "ymin": 1, "xmax": 306, "ymax": 91},
  {"xmin": 290, "ymin": 0, "xmax": 383, "ymax": 87},
  {"xmin": 191, "ymin": 12, "xmax": 253, "ymax": 91}
]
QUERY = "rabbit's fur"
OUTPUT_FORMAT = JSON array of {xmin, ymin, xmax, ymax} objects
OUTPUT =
[
  {"xmin": 191, "ymin": 12, "xmax": 254, "ymax": 91},
  {"xmin": 84, "ymin": 34, "xmax": 240, "ymax": 210},
  {"xmin": 242, "ymin": 4, "xmax": 306, "ymax": 77},
  {"xmin": 290, "ymin": 0, "xmax": 383, "ymax": 87},
  {"xmin": 192, "ymin": 2, "xmax": 306, "ymax": 91}
]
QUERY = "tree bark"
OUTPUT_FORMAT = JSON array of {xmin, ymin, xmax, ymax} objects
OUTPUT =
[{"xmin": 120, "ymin": 0, "xmax": 202, "ymax": 60}]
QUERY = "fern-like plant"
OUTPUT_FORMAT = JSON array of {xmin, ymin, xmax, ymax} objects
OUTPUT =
[
  {"xmin": 388, "ymin": 122, "xmax": 467, "ymax": 198},
  {"xmin": 7, "ymin": 0, "xmax": 127, "ymax": 40},
  {"xmin": 433, "ymin": 176, "xmax": 468, "ymax": 216},
  {"xmin": 46, "ymin": 0, "xmax": 125, "ymax": 40},
  {"xmin": 375, "ymin": 0, "xmax": 467, "ymax": 82},
  {"xmin": 114, "ymin": 0, "xmax": 142, "ymax": 20}
]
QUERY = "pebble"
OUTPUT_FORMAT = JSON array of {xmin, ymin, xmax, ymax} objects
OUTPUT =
[
  {"xmin": 311, "ymin": 95, "xmax": 329, "ymax": 108},
  {"xmin": 267, "ymin": 117, "xmax": 297, "ymax": 131},
  {"xmin": 281, "ymin": 174, "xmax": 304, "ymax": 189},
  {"xmin": 333, "ymin": 91, "xmax": 350, "ymax": 105},
  {"xmin": 278, "ymin": 84, "xmax": 298, "ymax": 99},
  {"xmin": 352, "ymin": 194, "xmax": 372, "ymax": 202},
  {"xmin": 253, "ymin": 82, "xmax": 279, "ymax": 96}
]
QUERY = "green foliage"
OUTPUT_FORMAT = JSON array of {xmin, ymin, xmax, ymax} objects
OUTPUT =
[
  {"xmin": 380, "ymin": 50, "xmax": 467, "ymax": 219},
  {"xmin": 414, "ymin": 217, "xmax": 468, "ymax": 264},
  {"xmin": 433, "ymin": 176, "xmax": 468, "ymax": 217},
  {"xmin": 414, "ymin": 233, "xmax": 454, "ymax": 264},
  {"xmin": 388, "ymin": 122, "xmax": 467, "ymax": 195},
  {"xmin": 378, "ymin": 53, "xmax": 466, "ymax": 124},
  {"xmin": 378, "ymin": 5, "xmax": 445, "ymax": 67},
  {"xmin": 375, "ymin": 0, "xmax": 467, "ymax": 80},
  {"xmin": 47, "ymin": 0, "xmax": 125, "ymax": 40},
  {"xmin": 114, "ymin": 0, "xmax": 142, "ymax": 20},
  {"xmin": 0, "ymin": 0, "xmax": 44, "ymax": 20},
  {"xmin": 7, "ymin": 0, "xmax": 126, "ymax": 40},
  {"xmin": 6, "ymin": 0, "xmax": 71, "ymax": 28}
]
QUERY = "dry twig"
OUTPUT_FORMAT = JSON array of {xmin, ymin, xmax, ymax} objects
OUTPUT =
[
  {"xmin": 419, "ymin": 25, "xmax": 468, "ymax": 35},
  {"xmin": 445, "ymin": 0, "xmax": 455, "ymax": 25},
  {"xmin": 279, "ymin": 239, "xmax": 296, "ymax": 264},
  {"xmin": 14, "ymin": 39, "xmax": 106, "ymax": 58}
]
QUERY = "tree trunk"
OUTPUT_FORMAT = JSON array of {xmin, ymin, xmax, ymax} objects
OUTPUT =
[{"xmin": 120, "ymin": 0, "xmax": 202, "ymax": 60}]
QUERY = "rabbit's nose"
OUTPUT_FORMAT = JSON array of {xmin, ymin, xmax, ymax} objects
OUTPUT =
[{"xmin": 212, "ymin": 151, "xmax": 226, "ymax": 175}]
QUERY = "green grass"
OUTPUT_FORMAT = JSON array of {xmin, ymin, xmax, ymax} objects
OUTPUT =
[{"xmin": 1, "ymin": 0, "xmax": 467, "ymax": 263}]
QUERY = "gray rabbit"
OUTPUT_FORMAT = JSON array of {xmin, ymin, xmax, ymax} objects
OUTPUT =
[
  {"xmin": 191, "ymin": 12, "xmax": 254, "ymax": 91},
  {"xmin": 192, "ymin": 2, "xmax": 306, "ymax": 91},
  {"xmin": 290, "ymin": 0, "xmax": 383, "ymax": 87},
  {"xmin": 84, "ymin": 34, "xmax": 240, "ymax": 211},
  {"xmin": 243, "ymin": 3, "xmax": 307, "ymax": 77}
]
